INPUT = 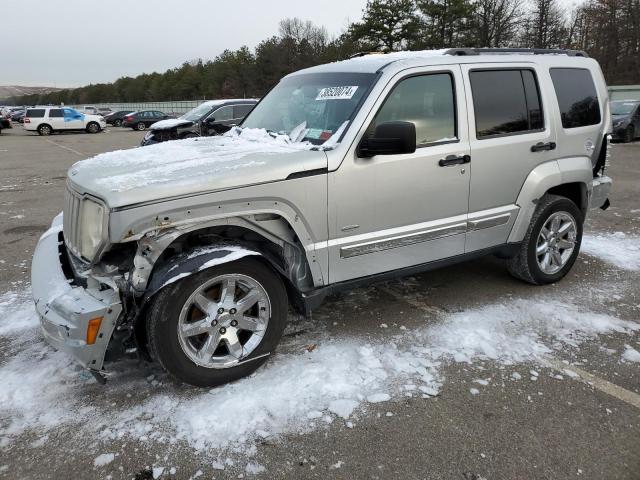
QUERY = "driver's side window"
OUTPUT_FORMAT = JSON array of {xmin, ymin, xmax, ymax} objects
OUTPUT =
[
  {"xmin": 374, "ymin": 73, "xmax": 457, "ymax": 146},
  {"xmin": 210, "ymin": 106, "xmax": 233, "ymax": 122}
]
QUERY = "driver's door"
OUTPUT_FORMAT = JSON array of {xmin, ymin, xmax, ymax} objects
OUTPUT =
[
  {"xmin": 327, "ymin": 66, "xmax": 471, "ymax": 283},
  {"xmin": 63, "ymin": 108, "xmax": 84, "ymax": 129}
]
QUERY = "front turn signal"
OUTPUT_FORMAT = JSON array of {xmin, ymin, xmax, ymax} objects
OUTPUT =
[{"xmin": 86, "ymin": 317, "xmax": 103, "ymax": 345}]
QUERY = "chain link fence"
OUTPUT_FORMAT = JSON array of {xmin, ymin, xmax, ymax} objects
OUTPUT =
[{"xmin": 69, "ymin": 100, "xmax": 208, "ymax": 115}]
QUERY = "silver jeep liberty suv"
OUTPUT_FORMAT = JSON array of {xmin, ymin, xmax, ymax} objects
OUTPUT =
[{"xmin": 31, "ymin": 48, "xmax": 613, "ymax": 387}]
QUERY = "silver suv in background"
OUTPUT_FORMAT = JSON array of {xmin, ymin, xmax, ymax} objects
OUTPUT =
[{"xmin": 31, "ymin": 48, "xmax": 612, "ymax": 387}]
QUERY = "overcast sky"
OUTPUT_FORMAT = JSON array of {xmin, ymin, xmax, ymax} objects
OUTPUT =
[{"xmin": 3, "ymin": 0, "xmax": 367, "ymax": 87}]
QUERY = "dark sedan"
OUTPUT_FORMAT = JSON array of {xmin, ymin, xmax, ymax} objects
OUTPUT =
[
  {"xmin": 611, "ymin": 100, "xmax": 640, "ymax": 143},
  {"xmin": 104, "ymin": 110, "xmax": 134, "ymax": 127},
  {"xmin": 122, "ymin": 110, "xmax": 174, "ymax": 131},
  {"xmin": 141, "ymin": 99, "xmax": 257, "ymax": 146},
  {"xmin": 11, "ymin": 110, "xmax": 26, "ymax": 123}
]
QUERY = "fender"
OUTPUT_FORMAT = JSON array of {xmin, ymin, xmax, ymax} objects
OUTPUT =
[{"xmin": 508, "ymin": 157, "xmax": 592, "ymax": 243}]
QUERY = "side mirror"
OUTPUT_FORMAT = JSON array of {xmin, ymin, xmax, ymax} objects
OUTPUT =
[
  {"xmin": 358, "ymin": 121, "xmax": 416, "ymax": 157},
  {"xmin": 205, "ymin": 117, "xmax": 216, "ymax": 125}
]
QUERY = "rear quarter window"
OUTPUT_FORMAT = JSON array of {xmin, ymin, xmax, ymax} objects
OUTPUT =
[
  {"xmin": 550, "ymin": 68, "xmax": 601, "ymax": 128},
  {"xmin": 26, "ymin": 109, "xmax": 45, "ymax": 118}
]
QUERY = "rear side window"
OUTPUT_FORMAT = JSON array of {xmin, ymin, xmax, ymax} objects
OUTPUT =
[
  {"xmin": 550, "ymin": 68, "xmax": 601, "ymax": 128},
  {"xmin": 48, "ymin": 109, "xmax": 64, "ymax": 118},
  {"xmin": 26, "ymin": 109, "xmax": 45, "ymax": 118},
  {"xmin": 233, "ymin": 104, "xmax": 254, "ymax": 118},
  {"xmin": 470, "ymin": 69, "xmax": 544, "ymax": 138}
]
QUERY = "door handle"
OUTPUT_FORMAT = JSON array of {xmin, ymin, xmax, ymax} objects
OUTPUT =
[
  {"xmin": 439, "ymin": 154, "xmax": 470, "ymax": 167},
  {"xmin": 530, "ymin": 141, "xmax": 556, "ymax": 152}
]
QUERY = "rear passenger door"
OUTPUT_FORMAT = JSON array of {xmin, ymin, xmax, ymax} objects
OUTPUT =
[
  {"xmin": 47, "ymin": 109, "xmax": 65, "ymax": 130},
  {"xmin": 461, "ymin": 64, "xmax": 556, "ymax": 252}
]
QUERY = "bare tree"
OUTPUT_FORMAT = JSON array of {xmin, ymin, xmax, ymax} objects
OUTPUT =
[
  {"xmin": 471, "ymin": 0, "xmax": 525, "ymax": 47},
  {"xmin": 521, "ymin": 0, "xmax": 568, "ymax": 48},
  {"xmin": 279, "ymin": 18, "xmax": 329, "ymax": 51}
]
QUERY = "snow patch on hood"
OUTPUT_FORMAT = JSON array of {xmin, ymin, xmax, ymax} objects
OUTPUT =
[
  {"xmin": 149, "ymin": 118, "xmax": 193, "ymax": 130},
  {"xmin": 70, "ymin": 127, "xmax": 316, "ymax": 194}
]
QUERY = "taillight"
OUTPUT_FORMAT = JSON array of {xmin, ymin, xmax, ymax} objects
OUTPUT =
[
  {"xmin": 24, "ymin": 118, "xmax": 30, "ymax": 123},
  {"xmin": 125, "ymin": 116, "xmax": 133, "ymax": 121}
]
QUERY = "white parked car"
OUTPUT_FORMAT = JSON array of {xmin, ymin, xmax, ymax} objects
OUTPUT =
[{"xmin": 23, "ymin": 107, "xmax": 106, "ymax": 135}]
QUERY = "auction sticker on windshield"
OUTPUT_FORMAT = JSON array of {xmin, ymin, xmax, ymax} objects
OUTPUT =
[{"xmin": 316, "ymin": 86, "xmax": 358, "ymax": 101}]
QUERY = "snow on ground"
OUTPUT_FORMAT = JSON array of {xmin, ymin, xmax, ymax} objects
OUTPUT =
[
  {"xmin": 0, "ymin": 291, "xmax": 38, "ymax": 336},
  {"xmin": 622, "ymin": 345, "xmax": 640, "ymax": 362},
  {"xmin": 582, "ymin": 232, "xmax": 640, "ymax": 271},
  {"xmin": 0, "ymin": 290, "xmax": 637, "ymax": 460}
]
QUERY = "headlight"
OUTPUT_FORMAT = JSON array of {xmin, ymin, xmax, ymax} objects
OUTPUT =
[
  {"xmin": 79, "ymin": 199, "xmax": 105, "ymax": 260},
  {"xmin": 613, "ymin": 120, "xmax": 625, "ymax": 128}
]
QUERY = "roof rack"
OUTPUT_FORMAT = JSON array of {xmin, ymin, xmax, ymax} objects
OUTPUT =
[
  {"xmin": 349, "ymin": 51, "xmax": 387, "ymax": 59},
  {"xmin": 444, "ymin": 48, "xmax": 589, "ymax": 58}
]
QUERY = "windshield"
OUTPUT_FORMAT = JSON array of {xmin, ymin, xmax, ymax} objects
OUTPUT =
[
  {"xmin": 241, "ymin": 72, "xmax": 377, "ymax": 145},
  {"xmin": 611, "ymin": 101, "xmax": 638, "ymax": 115},
  {"xmin": 181, "ymin": 103, "xmax": 218, "ymax": 122}
]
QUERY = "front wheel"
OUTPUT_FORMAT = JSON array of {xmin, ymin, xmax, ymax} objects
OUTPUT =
[
  {"xmin": 508, "ymin": 194, "xmax": 583, "ymax": 285},
  {"xmin": 136, "ymin": 122, "xmax": 146, "ymax": 131},
  {"xmin": 147, "ymin": 258, "xmax": 288, "ymax": 387},
  {"xmin": 113, "ymin": 119, "xmax": 122, "ymax": 127},
  {"xmin": 86, "ymin": 122, "xmax": 101, "ymax": 133}
]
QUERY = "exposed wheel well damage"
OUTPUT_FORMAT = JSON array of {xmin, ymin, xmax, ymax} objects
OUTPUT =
[
  {"xmin": 134, "ymin": 217, "xmax": 315, "ymax": 314},
  {"xmin": 125, "ymin": 218, "xmax": 315, "ymax": 361}
]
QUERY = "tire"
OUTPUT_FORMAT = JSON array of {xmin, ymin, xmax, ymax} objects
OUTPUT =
[
  {"xmin": 136, "ymin": 122, "xmax": 146, "ymax": 131},
  {"xmin": 508, "ymin": 194, "xmax": 583, "ymax": 285},
  {"xmin": 86, "ymin": 121, "xmax": 101, "ymax": 134},
  {"xmin": 37, "ymin": 124, "xmax": 52, "ymax": 136},
  {"xmin": 625, "ymin": 125, "xmax": 635, "ymax": 143},
  {"xmin": 147, "ymin": 257, "xmax": 288, "ymax": 387},
  {"xmin": 113, "ymin": 119, "xmax": 122, "ymax": 127}
]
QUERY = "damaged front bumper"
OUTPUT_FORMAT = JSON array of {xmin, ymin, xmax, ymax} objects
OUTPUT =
[{"xmin": 31, "ymin": 215, "xmax": 122, "ymax": 371}]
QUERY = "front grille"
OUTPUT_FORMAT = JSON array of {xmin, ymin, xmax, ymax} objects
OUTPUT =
[{"xmin": 63, "ymin": 186, "xmax": 82, "ymax": 258}]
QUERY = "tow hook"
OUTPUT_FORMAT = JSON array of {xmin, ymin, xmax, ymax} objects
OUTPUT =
[{"xmin": 90, "ymin": 369, "xmax": 108, "ymax": 385}]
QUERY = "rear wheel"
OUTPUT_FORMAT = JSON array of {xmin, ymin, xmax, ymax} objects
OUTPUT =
[
  {"xmin": 37, "ymin": 124, "xmax": 52, "ymax": 136},
  {"xmin": 136, "ymin": 122, "xmax": 146, "ymax": 131},
  {"xmin": 147, "ymin": 258, "xmax": 288, "ymax": 387},
  {"xmin": 86, "ymin": 121, "xmax": 100, "ymax": 134},
  {"xmin": 625, "ymin": 125, "xmax": 635, "ymax": 143},
  {"xmin": 508, "ymin": 194, "xmax": 583, "ymax": 285}
]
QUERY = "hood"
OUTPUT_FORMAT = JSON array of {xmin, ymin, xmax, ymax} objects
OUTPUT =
[
  {"xmin": 68, "ymin": 128, "xmax": 328, "ymax": 208},
  {"xmin": 149, "ymin": 118, "xmax": 194, "ymax": 130}
]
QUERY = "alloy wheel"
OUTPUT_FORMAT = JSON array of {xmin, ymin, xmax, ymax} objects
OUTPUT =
[
  {"xmin": 535, "ymin": 211, "xmax": 577, "ymax": 274},
  {"xmin": 177, "ymin": 274, "xmax": 270, "ymax": 369}
]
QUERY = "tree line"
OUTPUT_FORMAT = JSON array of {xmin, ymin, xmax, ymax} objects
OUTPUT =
[{"xmin": 5, "ymin": 0, "xmax": 639, "ymax": 106}]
